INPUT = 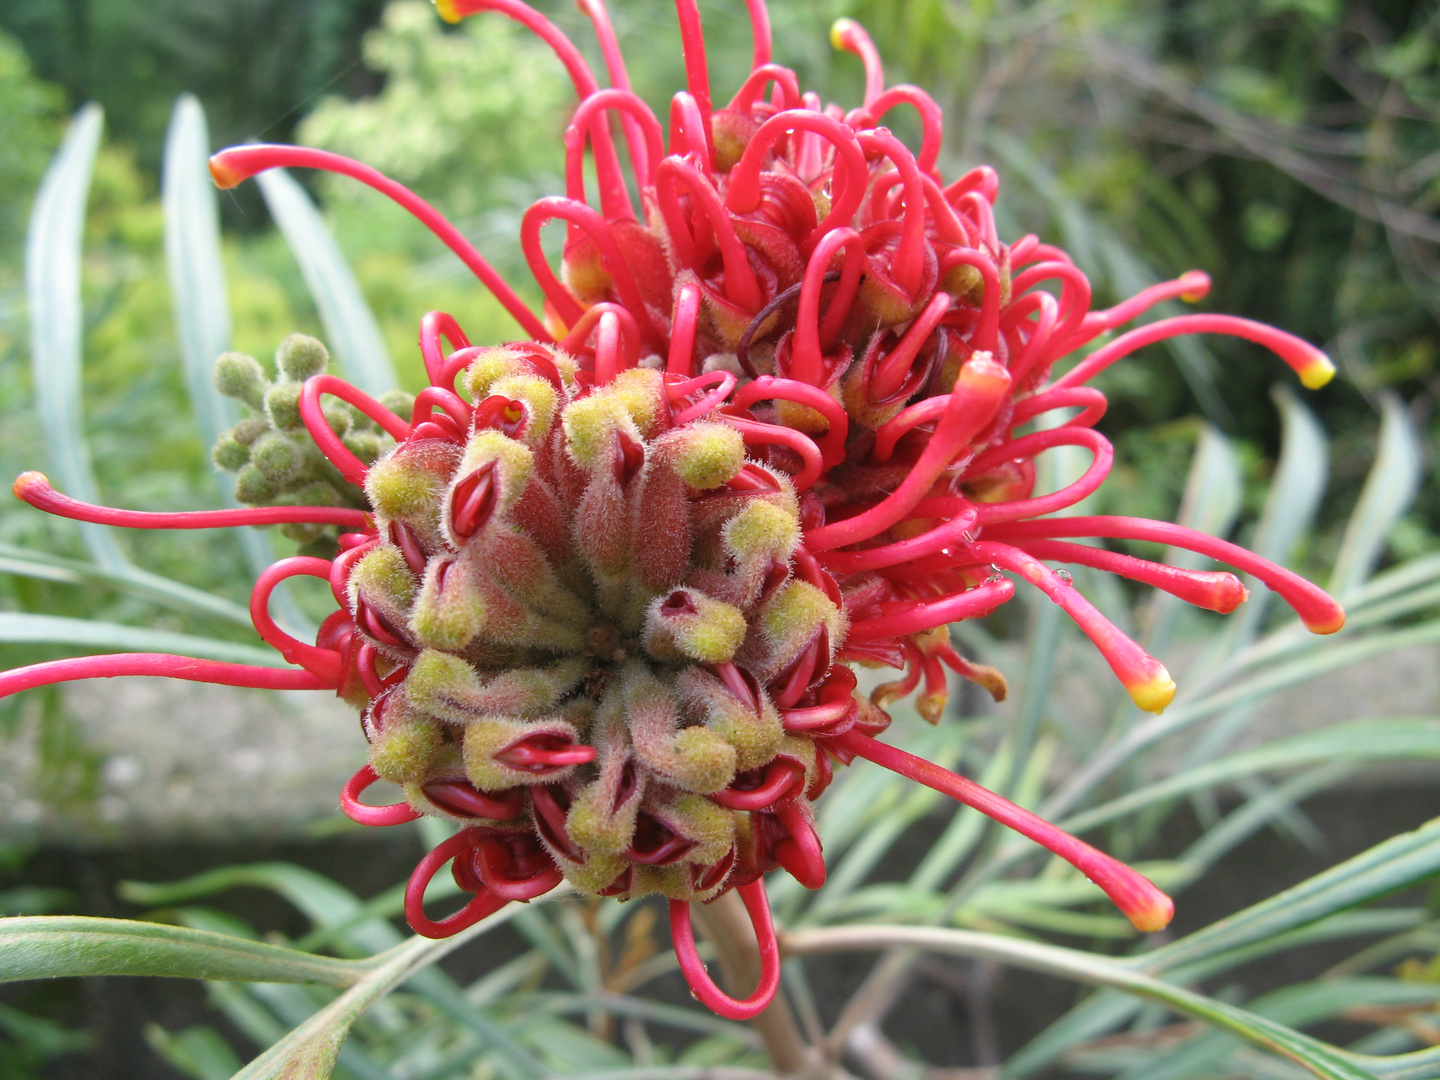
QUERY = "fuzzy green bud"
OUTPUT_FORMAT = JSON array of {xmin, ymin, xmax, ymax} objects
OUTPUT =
[
  {"xmin": 212, "ymin": 433, "xmax": 250, "ymax": 471},
  {"xmin": 232, "ymin": 416, "xmax": 270, "ymax": 447},
  {"xmin": 409, "ymin": 557, "xmax": 486, "ymax": 651},
  {"xmin": 264, "ymin": 382, "xmax": 304, "ymax": 432},
  {"xmin": 234, "ymin": 463, "xmax": 278, "ymax": 503},
  {"xmin": 462, "ymin": 715, "xmax": 585, "ymax": 790},
  {"xmin": 214, "ymin": 351, "xmax": 267, "ymax": 409},
  {"xmin": 370, "ymin": 715, "xmax": 443, "ymax": 784},
  {"xmin": 752, "ymin": 580, "xmax": 845, "ymax": 676},
  {"xmin": 350, "ymin": 544, "xmax": 418, "ymax": 608},
  {"xmin": 610, "ymin": 368, "xmax": 666, "ymax": 436},
  {"xmin": 275, "ymin": 333, "xmax": 328, "ymax": 383},
  {"xmin": 342, "ymin": 431, "xmax": 384, "ymax": 465},
  {"xmin": 463, "ymin": 346, "xmax": 528, "ymax": 401},
  {"xmin": 379, "ymin": 389, "xmax": 415, "ymax": 421},
  {"xmin": 663, "ymin": 422, "xmax": 746, "ymax": 489},
  {"xmin": 561, "ymin": 393, "xmax": 628, "ymax": 470},
  {"xmin": 643, "ymin": 589, "xmax": 747, "ymax": 664},
  {"xmin": 322, "ymin": 404, "xmax": 352, "ymax": 436},
  {"xmin": 722, "ymin": 499, "xmax": 801, "ymax": 562},
  {"xmin": 365, "ymin": 440, "xmax": 461, "ymax": 524},
  {"xmin": 249, "ymin": 431, "xmax": 305, "ymax": 484},
  {"xmin": 489, "ymin": 373, "xmax": 558, "ymax": 443}
]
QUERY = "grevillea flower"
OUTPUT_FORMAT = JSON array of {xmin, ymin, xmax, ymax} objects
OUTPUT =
[{"xmin": 3, "ymin": 0, "xmax": 1348, "ymax": 1021}]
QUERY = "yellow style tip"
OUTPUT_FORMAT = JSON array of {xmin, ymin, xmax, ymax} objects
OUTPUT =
[
  {"xmin": 1126, "ymin": 667, "xmax": 1176, "ymax": 714},
  {"xmin": 1305, "ymin": 607, "xmax": 1346, "ymax": 635},
  {"xmin": 13, "ymin": 471, "xmax": 47, "ymax": 499},
  {"xmin": 1178, "ymin": 270, "xmax": 1211, "ymax": 303},
  {"xmin": 208, "ymin": 154, "xmax": 245, "ymax": 190},
  {"xmin": 433, "ymin": 0, "xmax": 464, "ymax": 23},
  {"xmin": 830, "ymin": 18, "xmax": 858, "ymax": 50},
  {"xmin": 1126, "ymin": 893, "xmax": 1175, "ymax": 934},
  {"xmin": 1298, "ymin": 352, "xmax": 1336, "ymax": 390}
]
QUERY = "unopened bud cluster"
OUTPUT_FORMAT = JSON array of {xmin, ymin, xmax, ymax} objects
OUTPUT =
[
  {"xmin": 350, "ymin": 348, "xmax": 868, "ymax": 901},
  {"xmin": 213, "ymin": 334, "xmax": 411, "ymax": 554}
]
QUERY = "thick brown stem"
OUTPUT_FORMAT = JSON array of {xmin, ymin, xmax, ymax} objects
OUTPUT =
[{"xmin": 692, "ymin": 889, "xmax": 826, "ymax": 1077}]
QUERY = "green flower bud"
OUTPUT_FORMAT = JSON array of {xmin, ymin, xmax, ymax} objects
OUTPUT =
[
  {"xmin": 371, "ymin": 715, "xmax": 444, "ymax": 784},
  {"xmin": 232, "ymin": 416, "xmax": 271, "ymax": 447},
  {"xmin": 292, "ymin": 481, "xmax": 342, "ymax": 508},
  {"xmin": 214, "ymin": 351, "xmax": 267, "ymax": 409},
  {"xmin": 234, "ymin": 463, "xmax": 278, "ymax": 503},
  {"xmin": 625, "ymin": 665, "xmax": 736, "ymax": 794},
  {"xmin": 409, "ymin": 557, "xmax": 486, "ymax": 652},
  {"xmin": 677, "ymin": 667, "xmax": 783, "ymax": 771},
  {"xmin": 280, "ymin": 521, "xmax": 325, "ymax": 544},
  {"xmin": 561, "ymin": 393, "xmax": 628, "ymax": 470},
  {"xmin": 722, "ymin": 499, "xmax": 800, "ymax": 563},
  {"xmin": 264, "ymin": 382, "xmax": 304, "ymax": 432},
  {"xmin": 643, "ymin": 589, "xmax": 746, "ymax": 664},
  {"xmin": 745, "ymin": 580, "xmax": 846, "ymax": 681},
  {"xmin": 212, "ymin": 433, "xmax": 250, "ymax": 472},
  {"xmin": 406, "ymin": 649, "xmax": 586, "ymax": 723},
  {"xmin": 462, "ymin": 715, "xmax": 585, "ymax": 790},
  {"xmin": 365, "ymin": 440, "xmax": 461, "ymax": 526},
  {"xmin": 662, "ymin": 792, "xmax": 735, "ymax": 866},
  {"xmin": 342, "ymin": 431, "xmax": 384, "ymax": 465},
  {"xmin": 250, "ymin": 431, "xmax": 305, "ymax": 484},
  {"xmin": 610, "ymin": 368, "xmax": 666, "ymax": 436},
  {"xmin": 321, "ymin": 404, "xmax": 352, "ymax": 436},
  {"xmin": 463, "ymin": 346, "xmax": 529, "ymax": 401},
  {"xmin": 489, "ymin": 373, "xmax": 559, "ymax": 444},
  {"xmin": 379, "ymin": 388, "xmax": 415, "ymax": 422},
  {"xmin": 661, "ymin": 422, "xmax": 745, "ymax": 489},
  {"xmin": 275, "ymin": 333, "xmax": 329, "ymax": 383}
]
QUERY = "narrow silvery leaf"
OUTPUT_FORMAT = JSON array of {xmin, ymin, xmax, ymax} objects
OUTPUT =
[
  {"xmin": 161, "ymin": 96, "xmax": 306, "ymax": 630},
  {"xmin": 0, "ymin": 613, "xmax": 282, "ymax": 665},
  {"xmin": 1146, "ymin": 424, "xmax": 1243, "ymax": 654},
  {"xmin": 1223, "ymin": 386, "xmax": 1328, "ymax": 647},
  {"xmin": 0, "ymin": 916, "xmax": 365, "ymax": 986},
  {"xmin": 163, "ymin": 95, "xmax": 234, "ymax": 453},
  {"xmin": 1328, "ymin": 393, "xmax": 1423, "ymax": 599},
  {"xmin": 255, "ymin": 167, "xmax": 398, "ymax": 397},
  {"xmin": 25, "ymin": 103, "xmax": 125, "ymax": 570}
]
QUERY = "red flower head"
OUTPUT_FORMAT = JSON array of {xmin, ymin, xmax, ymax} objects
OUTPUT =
[{"xmin": 5, "ymin": 0, "xmax": 1345, "ymax": 1021}]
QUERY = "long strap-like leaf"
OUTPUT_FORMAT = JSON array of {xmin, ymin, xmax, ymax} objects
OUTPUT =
[
  {"xmin": 25, "ymin": 104, "xmax": 124, "ymax": 571},
  {"xmin": 255, "ymin": 167, "xmax": 398, "ymax": 398}
]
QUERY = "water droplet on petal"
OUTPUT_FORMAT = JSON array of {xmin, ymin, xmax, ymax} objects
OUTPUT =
[{"xmin": 1054, "ymin": 568, "xmax": 1073, "ymax": 584}]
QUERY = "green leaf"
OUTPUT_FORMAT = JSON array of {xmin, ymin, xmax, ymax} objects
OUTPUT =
[
  {"xmin": 161, "ymin": 96, "xmax": 306, "ymax": 622},
  {"xmin": 1225, "ymin": 385, "xmax": 1328, "ymax": 645},
  {"xmin": 1145, "ymin": 813, "xmax": 1440, "ymax": 974},
  {"xmin": 0, "ymin": 916, "xmax": 368, "ymax": 986},
  {"xmin": 255, "ymin": 168, "xmax": 398, "ymax": 397},
  {"xmin": 1124, "ymin": 978, "xmax": 1440, "ymax": 1080},
  {"xmin": 122, "ymin": 862, "xmax": 406, "ymax": 956},
  {"xmin": 0, "ymin": 543, "xmax": 251, "ymax": 626},
  {"xmin": 163, "ymin": 95, "xmax": 234, "ymax": 457},
  {"xmin": 127, "ymin": 863, "xmax": 545, "ymax": 1076},
  {"xmin": 1328, "ymin": 393, "xmax": 1423, "ymax": 599},
  {"xmin": 0, "ymin": 613, "xmax": 281, "ymax": 665},
  {"xmin": 784, "ymin": 924, "xmax": 1375, "ymax": 1080},
  {"xmin": 146, "ymin": 1023, "xmax": 245, "ymax": 1080},
  {"xmin": 24, "ymin": 103, "xmax": 124, "ymax": 571},
  {"xmin": 1146, "ymin": 424, "xmax": 1243, "ymax": 654},
  {"xmin": 228, "ymin": 904, "xmax": 538, "ymax": 1080},
  {"xmin": 1061, "ymin": 720, "xmax": 1440, "ymax": 834}
]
